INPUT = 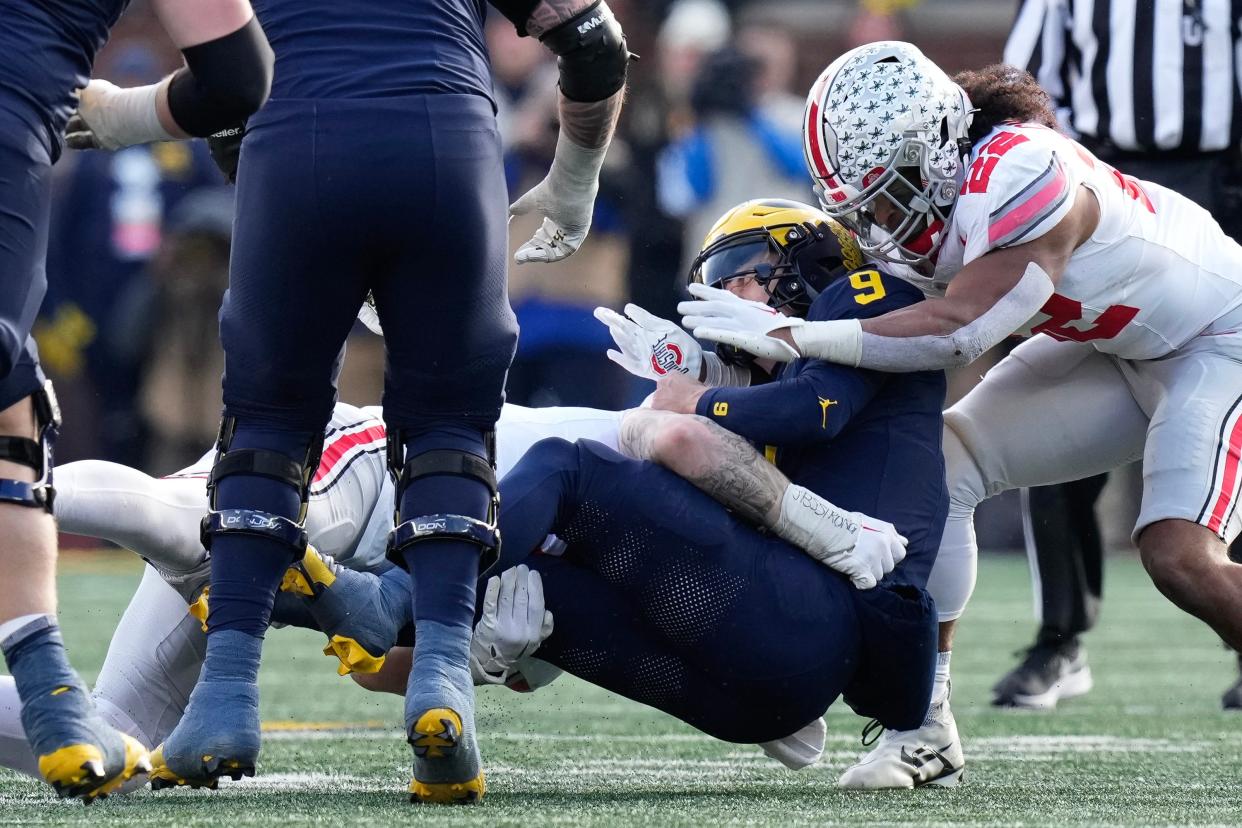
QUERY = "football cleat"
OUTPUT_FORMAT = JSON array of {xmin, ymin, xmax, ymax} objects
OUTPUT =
[
  {"xmin": 838, "ymin": 687, "xmax": 964, "ymax": 789},
  {"xmin": 36, "ymin": 719, "xmax": 151, "ymax": 803},
  {"xmin": 759, "ymin": 717, "xmax": 826, "ymax": 770},
  {"xmin": 991, "ymin": 638, "xmax": 1093, "ymax": 710},
  {"xmin": 407, "ymin": 707, "xmax": 485, "ymax": 804},
  {"xmin": 5, "ymin": 620, "xmax": 152, "ymax": 803},
  {"xmin": 280, "ymin": 546, "xmax": 411, "ymax": 676},
  {"xmin": 1222, "ymin": 654, "xmax": 1242, "ymax": 710},
  {"xmin": 150, "ymin": 631, "xmax": 262, "ymax": 791}
]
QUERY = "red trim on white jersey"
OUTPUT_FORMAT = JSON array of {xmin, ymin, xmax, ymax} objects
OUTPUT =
[
  {"xmin": 312, "ymin": 421, "xmax": 387, "ymax": 493},
  {"xmin": 1200, "ymin": 398, "xmax": 1242, "ymax": 537}
]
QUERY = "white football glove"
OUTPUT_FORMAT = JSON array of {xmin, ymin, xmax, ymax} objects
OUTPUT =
[
  {"xmin": 773, "ymin": 485, "xmax": 907, "ymax": 589},
  {"xmin": 677, "ymin": 283, "xmax": 803, "ymax": 363},
  {"xmin": 594, "ymin": 303, "xmax": 703, "ymax": 380},
  {"xmin": 357, "ymin": 292, "xmax": 383, "ymax": 335},
  {"xmin": 825, "ymin": 513, "xmax": 908, "ymax": 590},
  {"xmin": 65, "ymin": 78, "xmax": 174, "ymax": 151},
  {"xmin": 470, "ymin": 565, "xmax": 555, "ymax": 685},
  {"xmin": 509, "ymin": 131, "xmax": 607, "ymax": 264}
]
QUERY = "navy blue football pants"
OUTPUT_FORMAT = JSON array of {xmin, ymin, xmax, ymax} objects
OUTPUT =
[
  {"xmin": 497, "ymin": 438, "xmax": 864, "ymax": 742},
  {"xmin": 223, "ymin": 94, "xmax": 516, "ymax": 433},
  {"xmin": 0, "ymin": 106, "xmax": 53, "ymax": 411},
  {"xmin": 498, "ymin": 438, "xmax": 940, "ymax": 739},
  {"xmin": 209, "ymin": 95, "xmax": 516, "ymax": 636}
]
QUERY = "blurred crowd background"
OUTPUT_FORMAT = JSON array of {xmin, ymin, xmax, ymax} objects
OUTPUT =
[{"xmin": 43, "ymin": 0, "xmax": 1078, "ymax": 547}]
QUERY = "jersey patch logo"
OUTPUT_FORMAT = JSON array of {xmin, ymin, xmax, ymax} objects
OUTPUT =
[
  {"xmin": 712, "ymin": 401, "xmax": 729, "ymax": 417},
  {"xmin": 818, "ymin": 397, "xmax": 839, "ymax": 429}
]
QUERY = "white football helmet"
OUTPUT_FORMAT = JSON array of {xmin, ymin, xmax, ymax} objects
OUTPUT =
[{"xmin": 803, "ymin": 42, "xmax": 974, "ymax": 275}]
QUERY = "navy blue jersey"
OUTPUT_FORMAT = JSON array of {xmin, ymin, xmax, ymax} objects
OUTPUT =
[
  {"xmin": 0, "ymin": 0, "xmax": 129, "ymax": 154},
  {"xmin": 697, "ymin": 269, "xmax": 948, "ymax": 585},
  {"xmin": 252, "ymin": 0, "xmax": 495, "ymax": 103}
]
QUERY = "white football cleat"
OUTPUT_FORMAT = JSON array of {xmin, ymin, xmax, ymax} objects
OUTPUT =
[
  {"xmin": 838, "ymin": 689, "xmax": 964, "ymax": 789},
  {"xmin": 759, "ymin": 717, "xmax": 826, "ymax": 770}
]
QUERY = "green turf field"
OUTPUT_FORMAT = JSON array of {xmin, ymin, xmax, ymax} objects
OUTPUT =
[{"xmin": 2, "ymin": 550, "xmax": 1241, "ymax": 825}]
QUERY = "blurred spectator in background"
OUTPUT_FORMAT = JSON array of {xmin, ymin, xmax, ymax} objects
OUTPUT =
[
  {"xmin": 995, "ymin": 0, "xmax": 1242, "ymax": 711},
  {"xmin": 137, "ymin": 188, "xmax": 233, "ymax": 473},
  {"xmin": 36, "ymin": 43, "xmax": 223, "ymax": 468},
  {"xmin": 496, "ymin": 21, "xmax": 637, "ymax": 409},
  {"xmin": 737, "ymin": 22, "xmax": 805, "ymax": 132},
  {"xmin": 847, "ymin": 0, "xmax": 917, "ymax": 47},
  {"xmin": 615, "ymin": 0, "xmax": 733, "ymax": 324},
  {"xmin": 657, "ymin": 46, "xmax": 812, "ymax": 279}
]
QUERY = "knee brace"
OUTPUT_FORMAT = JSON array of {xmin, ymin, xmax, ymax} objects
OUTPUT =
[
  {"xmin": 385, "ymin": 431, "xmax": 500, "ymax": 574},
  {"xmin": 199, "ymin": 415, "xmax": 323, "ymax": 558},
  {"xmin": 0, "ymin": 381, "xmax": 60, "ymax": 513}
]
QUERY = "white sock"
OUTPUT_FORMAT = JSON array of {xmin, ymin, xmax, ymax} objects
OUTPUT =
[
  {"xmin": 0, "ymin": 676, "xmax": 39, "ymax": 777},
  {"xmin": 932, "ymin": 650, "xmax": 952, "ymax": 706},
  {"xmin": 0, "ymin": 614, "xmax": 53, "ymax": 648}
]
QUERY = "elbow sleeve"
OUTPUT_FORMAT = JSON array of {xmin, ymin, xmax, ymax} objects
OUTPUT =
[
  {"xmin": 167, "ymin": 16, "xmax": 273, "ymax": 137},
  {"xmin": 539, "ymin": 0, "xmax": 630, "ymax": 103}
]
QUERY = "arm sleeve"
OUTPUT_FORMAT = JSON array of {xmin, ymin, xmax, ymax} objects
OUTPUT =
[
  {"xmin": 165, "ymin": 16, "xmax": 273, "ymax": 137},
  {"xmin": 695, "ymin": 361, "xmax": 884, "ymax": 446}
]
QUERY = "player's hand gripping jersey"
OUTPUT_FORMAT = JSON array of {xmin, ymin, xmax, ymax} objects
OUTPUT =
[
  {"xmin": 695, "ymin": 268, "xmax": 948, "ymax": 589},
  {"xmin": 935, "ymin": 122, "xmax": 1242, "ymax": 360}
]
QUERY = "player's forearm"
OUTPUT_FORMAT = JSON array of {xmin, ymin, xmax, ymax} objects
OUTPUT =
[
  {"xmin": 620, "ymin": 410, "xmax": 872, "ymax": 564},
  {"xmin": 535, "ymin": 0, "xmax": 629, "ymax": 150},
  {"xmin": 619, "ymin": 409, "xmax": 785, "ymax": 526},
  {"xmin": 695, "ymin": 382, "xmax": 844, "ymax": 446},
  {"xmin": 792, "ymin": 263, "xmax": 1054, "ymax": 370}
]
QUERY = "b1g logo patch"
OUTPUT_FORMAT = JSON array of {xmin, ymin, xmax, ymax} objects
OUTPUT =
[{"xmin": 650, "ymin": 334, "xmax": 686, "ymax": 375}]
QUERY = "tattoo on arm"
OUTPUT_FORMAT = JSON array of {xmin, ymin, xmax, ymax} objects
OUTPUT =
[{"xmin": 619, "ymin": 409, "xmax": 787, "ymax": 526}]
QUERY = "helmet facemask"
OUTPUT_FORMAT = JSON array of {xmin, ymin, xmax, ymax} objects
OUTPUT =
[
  {"xmin": 803, "ymin": 42, "xmax": 975, "ymax": 280},
  {"xmin": 816, "ymin": 135, "xmax": 960, "ymax": 271},
  {"xmin": 689, "ymin": 222, "xmax": 854, "ymax": 317}
]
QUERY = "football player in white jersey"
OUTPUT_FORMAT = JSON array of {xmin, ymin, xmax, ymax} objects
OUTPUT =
[{"xmin": 678, "ymin": 41, "xmax": 1242, "ymax": 788}]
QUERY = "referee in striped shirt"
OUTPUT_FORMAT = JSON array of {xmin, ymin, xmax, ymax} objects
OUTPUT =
[{"xmin": 994, "ymin": 0, "xmax": 1242, "ymax": 712}]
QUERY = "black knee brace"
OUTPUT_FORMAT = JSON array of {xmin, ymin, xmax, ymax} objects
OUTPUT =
[
  {"xmin": 385, "ymin": 431, "xmax": 501, "ymax": 574},
  {"xmin": 199, "ymin": 415, "xmax": 324, "ymax": 558},
  {"xmin": 0, "ymin": 381, "xmax": 61, "ymax": 513}
]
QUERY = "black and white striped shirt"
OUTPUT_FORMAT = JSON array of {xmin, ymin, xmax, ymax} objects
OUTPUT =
[{"xmin": 1004, "ymin": 0, "xmax": 1242, "ymax": 154}]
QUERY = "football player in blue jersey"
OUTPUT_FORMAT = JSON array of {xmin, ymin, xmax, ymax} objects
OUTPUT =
[
  {"xmin": 73, "ymin": 0, "xmax": 630, "ymax": 802},
  {"xmin": 485, "ymin": 199, "xmax": 950, "ymax": 762},
  {"xmin": 0, "ymin": 0, "xmax": 271, "ymax": 802}
]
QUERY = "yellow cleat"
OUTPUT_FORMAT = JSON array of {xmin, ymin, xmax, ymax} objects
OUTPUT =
[
  {"xmin": 407, "ymin": 707, "xmax": 484, "ymax": 804},
  {"xmin": 322, "ymin": 635, "xmax": 386, "ymax": 676},
  {"xmin": 39, "ymin": 733, "xmax": 151, "ymax": 804},
  {"xmin": 188, "ymin": 586, "xmax": 210, "ymax": 632},
  {"xmin": 280, "ymin": 545, "xmax": 334, "ymax": 597},
  {"xmin": 147, "ymin": 743, "xmax": 253, "ymax": 791},
  {"xmin": 408, "ymin": 773, "xmax": 486, "ymax": 804}
]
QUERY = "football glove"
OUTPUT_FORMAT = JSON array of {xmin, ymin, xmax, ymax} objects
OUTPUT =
[
  {"xmin": 207, "ymin": 121, "xmax": 246, "ymax": 183},
  {"xmin": 508, "ymin": 131, "xmax": 606, "ymax": 264},
  {"xmin": 66, "ymin": 78, "xmax": 174, "ymax": 151},
  {"xmin": 773, "ymin": 484, "xmax": 907, "ymax": 590},
  {"xmin": 678, "ymin": 282, "xmax": 802, "ymax": 363},
  {"xmin": 595, "ymin": 304, "xmax": 703, "ymax": 380},
  {"xmin": 470, "ymin": 565, "xmax": 555, "ymax": 685}
]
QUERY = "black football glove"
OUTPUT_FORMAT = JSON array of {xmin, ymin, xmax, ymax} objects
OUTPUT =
[{"xmin": 207, "ymin": 121, "xmax": 246, "ymax": 183}]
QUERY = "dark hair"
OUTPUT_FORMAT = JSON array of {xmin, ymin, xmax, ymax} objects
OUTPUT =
[{"xmin": 953, "ymin": 64, "xmax": 1058, "ymax": 144}]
